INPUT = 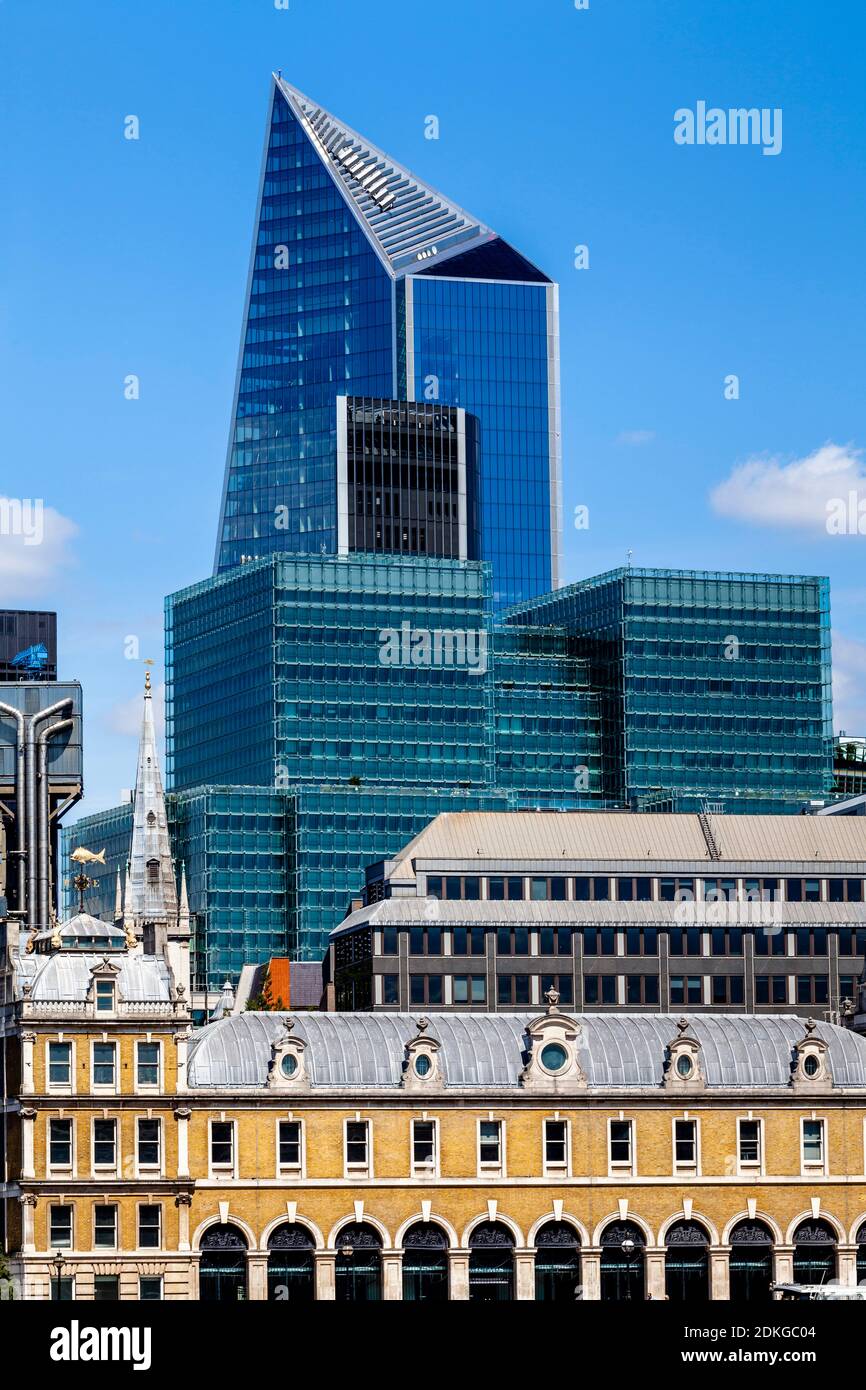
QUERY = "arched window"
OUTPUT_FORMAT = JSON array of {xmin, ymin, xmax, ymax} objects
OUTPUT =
[
  {"xmin": 793, "ymin": 1219, "xmax": 837, "ymax": 1286},
  {"xmin": 199, "ymin": 1224, "xmax": 248, "ymax": 1303},
  {"xmin": 856, "ymin": 1222, "xmax": 866, "ymax": 1287},
  {"xmin": 534, "ymin": 1221, "xmax": 581, "ymax": 1302},
  {"xmin": 267, "ymin": 1223, "xmax": 315, "ymax": 1303},
  {"xmin": 599, "ymin": 1221, "xmax": 645, "ymax": 1302},
  {"xmin": 729, "ymin": 1220, "xmax": 774, "ymax": 1301},
  {"xmin": 335, "ymin": 1223, "xmax": 382, "ymax": 1302},
  {"xmin": 665, "ymin": 1220, "xmax": 710, "ymax": 1302},
  {"xmin": 402, "ymin": 1222, "xmax": 449, "ymax": 1302},
  {"xmin": 469, "ymin": 1222, "xmax": 515, "ymax": 1302}
]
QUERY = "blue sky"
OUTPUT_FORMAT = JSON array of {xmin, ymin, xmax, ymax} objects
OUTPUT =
[{"xmin": 1, "ymin": 0, "xmax": 864, "ymax": 817}]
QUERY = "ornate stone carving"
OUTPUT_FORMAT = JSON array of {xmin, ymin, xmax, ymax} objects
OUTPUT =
[
  {"xmin": 790, "ymin": 1018, "xmax": 833, "ymax": 1092},
  {"xmin": 268, "ymin": 1223, "xmax": 314, "ymax": 1251},
  {"xmin": 534, "ymin": 1221, "xmax": 581, "ymax": 1249},
  {"xmin": 519, "ymin": 993, "xmax": 586, "ymax": 1094},
  {"xmin": 335, "ymin": 1223, "xmax": 382, "ymax": 1250},
  {"xmin": 402, "ymin": 1222, "xmax": 448, "ymax": 1250},
  {"xmin": 401, "ymin": 1017, "xmax": 443, "ymax": 1091},
  {"xmin": 468, "ymin": 1222, "xmax": 514, "ymax": 1249},
  {"xmin": 663, "ymin": 1017, "xmax": 706, "ymax": 1092},
  {"xmin": 730, "ymin": 1220, "xmax": 773, "ymax": 1246},
  {"xmin": 201, "ymin": 1223, "xmax": 247, "ymax": 1250},
  {"xmin": 793, "ymin": 1221, "xmax": 836, "ymax": 1245},
  {"xmin": 665, "ymin": 1220, "xmax": 709, "ymax": 1247},
  {"xmin": 600, "ymin": 1221, "xmax": 644, "ymax": 1248},
  {"xmin": 174, "ymin": 1192, "xmax": 193, "ymax": 1208}
]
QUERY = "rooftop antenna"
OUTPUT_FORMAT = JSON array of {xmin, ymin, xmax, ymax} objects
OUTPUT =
[{"xmin": 626, "ymin": 549, "xmax": 633, "ymax": 567}]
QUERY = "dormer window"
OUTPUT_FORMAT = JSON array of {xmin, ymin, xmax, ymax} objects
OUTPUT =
[
  {"xmin": 519, "ymin": 990, "xmax": 586, "ymax": 1094},
  {"xmin": 267, "ymin": 1021, "xmax": 309, "ymax": 1091},
  {"xmin": 401, "ymin": 1018, "xmax": 443, "ymax": 1090},
  {"xmin": 791, "ymin": 1019, "xmax": 832, "ymax": 1092},
  {"xmin": 663, "ymin": 1018, "xmax": 705, "ymax": 1092},
  {"xmin": 95, "ymin": 980, "xmax": 115, "ymax": 1013}
]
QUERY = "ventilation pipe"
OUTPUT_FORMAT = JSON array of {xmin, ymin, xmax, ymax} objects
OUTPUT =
[
  {"xmin": 37, "ymin": 718, "xmax": 74, "ymax": 931},
  {"xmin": 0, "ymin": 702, "xmax": 26, "ymax": 912}
]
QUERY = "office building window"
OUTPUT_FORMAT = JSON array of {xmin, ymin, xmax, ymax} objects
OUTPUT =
[
  {"xmin": 498, "ymin": 975, "xmax": 531, "ymax": 1006},
  {"xmin": 381, "ymin": 926, "xmax": 399, "ymax": 955},
  {"xmin": 754, "ymin": 928, "xmax": 787, "ymax": 956},
  {"xmin": 625, "ymin": 927, "xmax": 658, "ymax": 956},
  {"xmin": 48, "ymin": 1041, "xmax": 72, "ymax": 1088},
  {"xmin": 487, "ymin": 876, "xmax": 525, "ymax": 901},
  {"xmin": 829, "ymin": 878, "xmax": 864, "ymax": 903},
  {"xmin": 616, "ymin": 876, "xmax": 653, "ymax": 902},
  {"xmin": 797, "ymin": 976, "xmax": 829, "ymax": 1006},
  {"xmin": 541, "ymin": 974, "xmax": 573, "ymax": 1005},
  {"xmin": 539, "ymin": 926, "xmax": 574, "ymax": 957},
  {"xmin": 582, "ymin": 927, "xmax": 617, "ymax": 956},
  {"xmin": 572, "ymin": 876, "xmax": 610, "ymax": 901},
  {"xmin": 838, "ymin": 929, "xmax": 866, "ymax": 956},
  {"xmin": 410, "ymin": 974, "xmax": 443, "ymax": 1006},
  {"xmin": 670, "ymin": 976, "xmax": 703, "ymax": 1006},
  {"xmin": 786, "ymin": 878, "xmax": 822, "ymax": 903},
  {"xmin": 659, "ymin": 877, "xmax": 695, "ymax": 902},
  {"xmin": 452, "ymin": 925, "xmax": 486, "ymax": 956},
  {"xmin": 409, "ymin": 926, "xmax": 442, "ymax": 956},
  {"xmin": 345, "ymin": 1120, "xmax": 370, "ymax": 1174},
  {"xmin": 584, "ymin": 974, "xmax": 617, "ymax": 1006},
  {"xmin": 94, "ymin": 1205, "xmax": 118, "ymax": 1250},
  {"xmin": 530, "ymin": 876, "xmax": 567, "ymax": 902},
  {"xmin": 496, "ymin": 927, "xmax": 530, "ymax": 956},
  {"xmin": 669, "ymin": 928, "xmax": 703, "ymax": 957},
  {"xmin": 710, "ymin": 928, "xmax": 743, "ymax": 956},
  {"xmin": 453, "ymin": 975, "xmax": 485, "ymax": 1004},
  {"xmin": 755, "ymin": 976, "xmax": 788, "ymax": 1005},
  {"xmin": 382, "ymin": 974, "xmax": 399, "ymax": 1004},
  {"xmin": 138, "ymin": 1205, "xmax": 161, "ymax": 1250},
  {"xmin": 544, "ymin": 1119, "xmax": 569, "ymax": 1174},
  {"xmin": 712, "ymin": 975, "xmax": 745, "ymax": 1006},
  {"xmin": 626, "ymin": 975, "xmax": 660, "ymax": 1006},
  {"xmin": 412, "ymin": 1120, "xmax": 437, "ymax": 1175}
]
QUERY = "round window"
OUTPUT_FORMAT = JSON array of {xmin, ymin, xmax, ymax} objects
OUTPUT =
[
  {"xmin": 676, "ymin": 1054, "xmax": 693, "ymax": 1079},
  {"xmin": 803, "ymin": 1053, "xmax": 820, "ymax": 1077},
  {"xmin": 280, "ymin": 1053, "xmax": 298, "ymax": 1079},
  {"xmin": 540, "ymin": 1042, "xmax": 569, "ymax": 1073},
  {"xmin": 414, "ymin": 1053, "xmax": 432, "ymax": 1077}
]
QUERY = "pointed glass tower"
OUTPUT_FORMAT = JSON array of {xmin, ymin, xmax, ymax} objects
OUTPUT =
[{"xmin": 214, "ymin": 76, "xmax": 561, "ymax": 608}]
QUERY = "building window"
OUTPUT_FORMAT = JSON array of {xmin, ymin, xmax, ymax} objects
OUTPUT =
[
  {"xmin": 754, "ymin": 928, "xmax": 787, "ymax": 956},
  {"xmin": 137, "ymin": 1118, "xmax": 161, "ymax": 1170},
  {"xmin": 278, "ymin": 1120, "xmax": 302, "ymax": 1172},
  {"xmin": 48, "ymin": 1041, "xmax": 72, "ymax": 1089},
  {"xmin": 412, "ymin": 1120, "xmax": 438, "ymax": 1176},
  {"xmin": 572, "ymin": 876, "xmax": 610, "ymax": 901},
  {"xmin": 453, "ymin": 975, "xmax": 485, "ymax": 1005},
  {"xmin": 838, "ymin": 928, "xmax": 866, "ymax": 956},
  {"xmin": 530, "ymin": 876, "xmax": 567, "ymax": 902},
  {"xmin": 711, "ymin": 975, "xmax": 745, "ymax": 1006},
  {"xmin": 616, "ymin": 877, "xmax": 653, "ymax": 902},
  {"xmin": 802, "ymin": 1118, "xmax": 826, "ymax": 1173},
  {"xmin": 625, "ymin": 928, "xmax": 658, "ymax": 957},
  {"xmin": 92, "ymin": 1042, "xmax": 116, "ymax": 1088},
  {"xmin": 94, "ymin": 1205, "xmax": 118, "ymax": 1249},
  {"xmin": 582, "ymin": 927, "xmax": 617, "ymax": 956},
  {"xmin": 755, "ymin": 975, "xmax": 788, "ymax": 1004},
  {"xmin": 539, "ymin": 927, "xmax": 574, "ymax": 957},
  {"xmin": 609, "ymin": 1119, "xmax": 634, "ymax": 1174},
  {"xmin": 795, "ymin": 929, "xmax": 829, "ymax": 957},
  {"xmin": 51, "ymin": 1277, "xmax": 74, "ymax": 1302},
  {"xmin": 497, "ymin": 974, "xmax": 532, "ymax": 1006},
  {"xmin": 138, "ymin": 1205, "xmax": 162, "ymax": 1250},
  {"xmin": 49, "ymin": 1206, "xmax": 72, "ymax": 1249},
  {"xmin": 496, "ymin": 927, "xmax": 530, "ymax": 956},
  {"xmin": 487, "ymin": 876, "xmax": 525, "ymax": 901},
  {"xmin": 738, "ymin": 1118, "xmax": 762, "ymax": 1172},
  {"xmin": 703, "ymin": 878, "xmax": 739, "ymax": 903},
  {"xmin": 409, "ymin": 926, "xmax": 442, "ymax": 957},
  {"xmin": 626, "ymin": 974, "xmax": 660, "ymax": 1006},
  {"xmin": 584, "ymin": 974, "xmax": 617, "ymax": 1006},
  {"xmin": 382, "ymin": 974, "xmax": 399, "ymax": 1004},
  {"xmin": 710, "ymin": 928, "xmax": 743, "ymax": 956},
  {"xmin": 478, "ymin": 1119, "xmax": 504, "ymax": 1175},
  {"xmin": 670, "ymin": 976, "xmax": 703, "ymax": 1007},
  {"xmin": 669, "ymin": 928, "xmax": 703, "ymax": 957},
  {"xmin": 786, "ymin": 878, "xmax": 822, "ymax": 903},
  {"xmin": 95, "ymin": 979, "xmax": 115, "ymax": 1013},
  {"xmin": 410, "ymin": 974, "xmax": 444, "ymax": 1006},
  {"xmin": 659, "ymin": 877, "xmax": 695, "ymax": 902},
  {"xmin": 452, "ymin": 926, "xmax": 486, "ymax": 956},
  {"xmin": 541, "ymin": 973, "xmax": 573, "ymax": 1005},
  {"xmin": 544, "ymin": 1119, "xmax": 570, "ymax": 1175},
  {"xmin": 674, "ymin": 1119, "xmax": 699, "ymax": 1173},
  {"xmin": 345, "ymin": 1120, "xmax": 370, "ymax": 1176},
  {"xmin": 796, "ymin": 975, "xmax": 829, "ymax": 1006},
  {"xmin": 93, "ymin": 1275, "xmax": 119, "ymax": 1301},
  {"xmin": 139, "ymin": 1277, "xmax": 163, "ymax": 1300},
  {"xmin": 49, "ymin": 1118, "xmax": 73, "ymax": 1169},
  {"xmin": 381, "ymin": 927, "xmax": 399, "ymax": 954},
  {"xmin": 829, "ymin": 878, "xmax": 864, "ymax": 904},
  {"xmin": 93, "ymin": 1118, "xmax": 117, "ymax": 1170},
  {"xmin": 210, "ymin": 1120, "xmax": 235, "ymax": 1174},
  {"xmin": 137, "ymin": 1042, "xmax": 160, "ymax": 1088}
]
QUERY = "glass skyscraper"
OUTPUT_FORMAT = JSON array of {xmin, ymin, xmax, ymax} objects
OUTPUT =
[
  {"xmin": 214, "ymin": 76, "xmax": 560, "ymax": 609},
  {"xmin": 506, "ymin": 568, "xmax": 834, "ymax": 812}
]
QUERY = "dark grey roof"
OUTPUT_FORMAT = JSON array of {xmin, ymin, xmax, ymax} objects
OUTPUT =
[
  {"xmin": 185, "ymin": 1011, "xmax": 866, "ymax": 1092},
  {"xmin": 32, "ymin": 912, "xmax": 126, "ymax": 944}
]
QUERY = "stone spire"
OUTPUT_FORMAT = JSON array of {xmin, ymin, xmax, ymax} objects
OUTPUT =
[
  {"xmin": 114, "ymin": 866, "xmax": 123, "ymax": 923},
  {"xmin": 128, "ymin": 669, "xmax": 177, "ymax": 928}
]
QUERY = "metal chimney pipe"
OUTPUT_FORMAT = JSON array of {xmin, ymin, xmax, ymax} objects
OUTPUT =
[
  {"xmin": 0, "ymin": 702, "xmax": 26, "ymax": 912},
  {"xmin": 37, "ymin": 718, "xmax": 74, "ymax": 931},
  {"xmin": 25, "ymin": 699, "xmax": 73, "ymax": 930}
]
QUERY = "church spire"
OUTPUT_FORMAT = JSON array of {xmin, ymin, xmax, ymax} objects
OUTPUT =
[{"xmin": 128, "ymin": 668, "xmax": 177, "ymax": 927}]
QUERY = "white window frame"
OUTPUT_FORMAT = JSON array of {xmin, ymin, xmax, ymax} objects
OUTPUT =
[
  {"xmin": 672, "ymin": 1116, "xmax": 701, "ymax": 1175},
  {"xmin": 91, "ymin": 1039, "xmax": 118, "ymax": 1094},
  {"xmin": 136, "ymin": 1116, "xmax": 163, "ymax": 1175},
  {"xmin": 94, "ymin": 978, "xmax": 116, "ymax": 1016},
  {"xmin": 136, "ymin": 1040, "xmax": 162, "ymax": 1092},
  {"xmin": 543, "ymin": 1116, "xmax": 572, "ymax": 1177},
  {"xmin": 49, "ymin": 1203, "xmax": 73, "ymax": 1250},
  {"xmin": 608, "ymin": 1116, "xmax": 635, "ymax": 1176},
  {"xmin": 208, "ymin": 1118, "xmax": 237, "ymax": 1178},
  {"xmin": 477, "ymin": 1117, "xmax": 506, "ymax": 1177},
  {"xmin": 275, "ymin": 1117, "xmax": 305, "ymax": 1177},
  {"xmin": 411, "ymin": 1117, "xmax": 440, "ymax": 1177},
  {"xmin": 93, "ymin": 1203, "xmax": 118, "ymax": 1251},
  {"xmin": 46, "ymin": 1038, "xmax": 74, "ymax": 1095},
  {"xmin": 801, "ymin": 1116, "xmax": 827, "ymax": 1175},
  {"xmin": 343, "ymin": 1118, "xmax": 372, "ymax": 1178},
  {"xmin": 92, "ymin": 1116, "xmax": 119, "ymax": 1175},
  {"xmin": 47, "ymin": 1116, "xmax": 75, "ymax": 1175},
  {"xmin": 137, "ymin": 1202, "xmax": 163, "ymax": 1252},
  {"xmin": 737, "ymin": 1116, "xmax": 764, "ymax": 1175}
]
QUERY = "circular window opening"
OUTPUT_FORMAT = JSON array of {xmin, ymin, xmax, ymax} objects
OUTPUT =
[
  {"xmin": 280, "ymin": 1053, "xmax": 298, "ymax": 1079},
  {"xmin": 803, "ymin": 1053, "xmax": 820, "ymax": 1077},
  {"xmin": 676, "ymin": 1054, "xmax": 694, "ymax": 1079},
  {"xmin": 540, "ymin": 1043, "xmax": 569, "ymax": 1073},
  {"xmin": 414, "ymin": 1054, "xmax": 432, "ymax": 1077}
]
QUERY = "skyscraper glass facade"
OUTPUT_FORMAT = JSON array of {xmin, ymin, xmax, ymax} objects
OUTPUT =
[
  {"xmin": 506, "ymin": 568, "xmax": 834, "ymax": 812},
  {"xmin": 214, "ymin": 77, "xmax": 558, "ymax": 608}
]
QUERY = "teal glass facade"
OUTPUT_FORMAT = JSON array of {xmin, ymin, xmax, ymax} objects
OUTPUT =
[
  {"xmin": 506, "ymin": 568, "xmax": 834, "ymax": 812},
  {"xmin": 214, "ymin": 79, "xmax": 559, "ymax": 609}
]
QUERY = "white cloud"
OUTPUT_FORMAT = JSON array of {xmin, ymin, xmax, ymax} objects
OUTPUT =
[
  {"xmin": 615, "ymin": 429, "xmax": 656, "ymax": 446},
  {"xmin": 0, "ymin": 499, "xmax": 78, "ymax": 595},
  {"xmin": 833, "ymin": 634, "xmax": 866, "ymax": 735},
  {"xmin": 710, "ymin": 442, "xmax": 866, "ymax": 533},
  {"xmin": 104, "ymin": 681, "xmax": 165, "ymax": 741}
]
